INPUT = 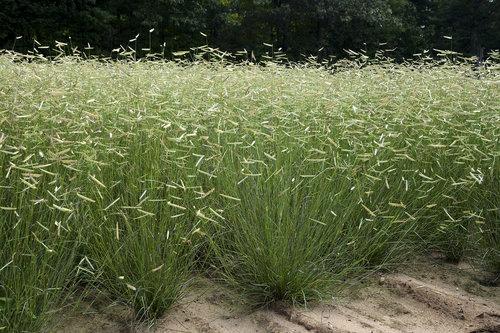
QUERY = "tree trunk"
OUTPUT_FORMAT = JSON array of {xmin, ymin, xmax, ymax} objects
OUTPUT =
[
  {"xmin": 317, "ymin": 20, "xmax": 325, "ymax": 50},
  {"xmin": 470, "ymin": 25, "xmax": 479, "ymax": 56}
]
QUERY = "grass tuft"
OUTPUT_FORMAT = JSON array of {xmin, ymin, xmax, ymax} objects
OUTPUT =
[{"xmin": 0, "ymin": 49, "xmax": 498, "ymax": 331}]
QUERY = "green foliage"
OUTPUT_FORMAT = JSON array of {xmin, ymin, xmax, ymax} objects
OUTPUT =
[{"xmin": 1, "ymin": 0, "xmax": 499, "ymax": 59}]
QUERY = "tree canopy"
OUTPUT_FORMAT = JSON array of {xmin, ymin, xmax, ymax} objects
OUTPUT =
[{"xmin": 1, "ymin": 0, "xmax": 498, "ymax": 59}]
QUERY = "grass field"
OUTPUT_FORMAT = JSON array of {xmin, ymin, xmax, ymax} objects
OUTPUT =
[{"xmin": 0, "ymin": 50, "xmax": 499, "ymax": 332}]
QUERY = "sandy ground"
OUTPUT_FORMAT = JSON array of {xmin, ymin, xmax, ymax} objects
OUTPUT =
[{"xmin": 53, "ymin": 256, "xmax": 500, "ymax": 333}]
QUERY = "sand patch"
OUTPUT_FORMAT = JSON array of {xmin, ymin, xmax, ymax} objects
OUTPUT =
[{"xmin": 52, "ymin": 257, "xmax": 499, "ymax": 333}]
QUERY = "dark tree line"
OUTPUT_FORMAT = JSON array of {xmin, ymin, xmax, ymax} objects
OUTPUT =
[{"xmin": 1, "ymin": 0, "xmax": 499, "ymax": 60}]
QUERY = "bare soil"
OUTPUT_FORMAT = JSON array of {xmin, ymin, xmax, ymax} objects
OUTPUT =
[{"xmin": 53, "ymin": 256, "xmax": 500, "ymax": 333}]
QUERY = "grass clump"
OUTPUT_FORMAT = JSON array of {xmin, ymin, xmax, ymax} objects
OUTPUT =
[{"xmin": 0, "ymin": 50, "xmax": 498, "ymax": 331}]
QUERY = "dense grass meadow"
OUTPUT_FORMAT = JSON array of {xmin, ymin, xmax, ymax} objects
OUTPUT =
[{"xmin": 0, "ymin": 50, "xmax": 499, "ymax": 332}]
